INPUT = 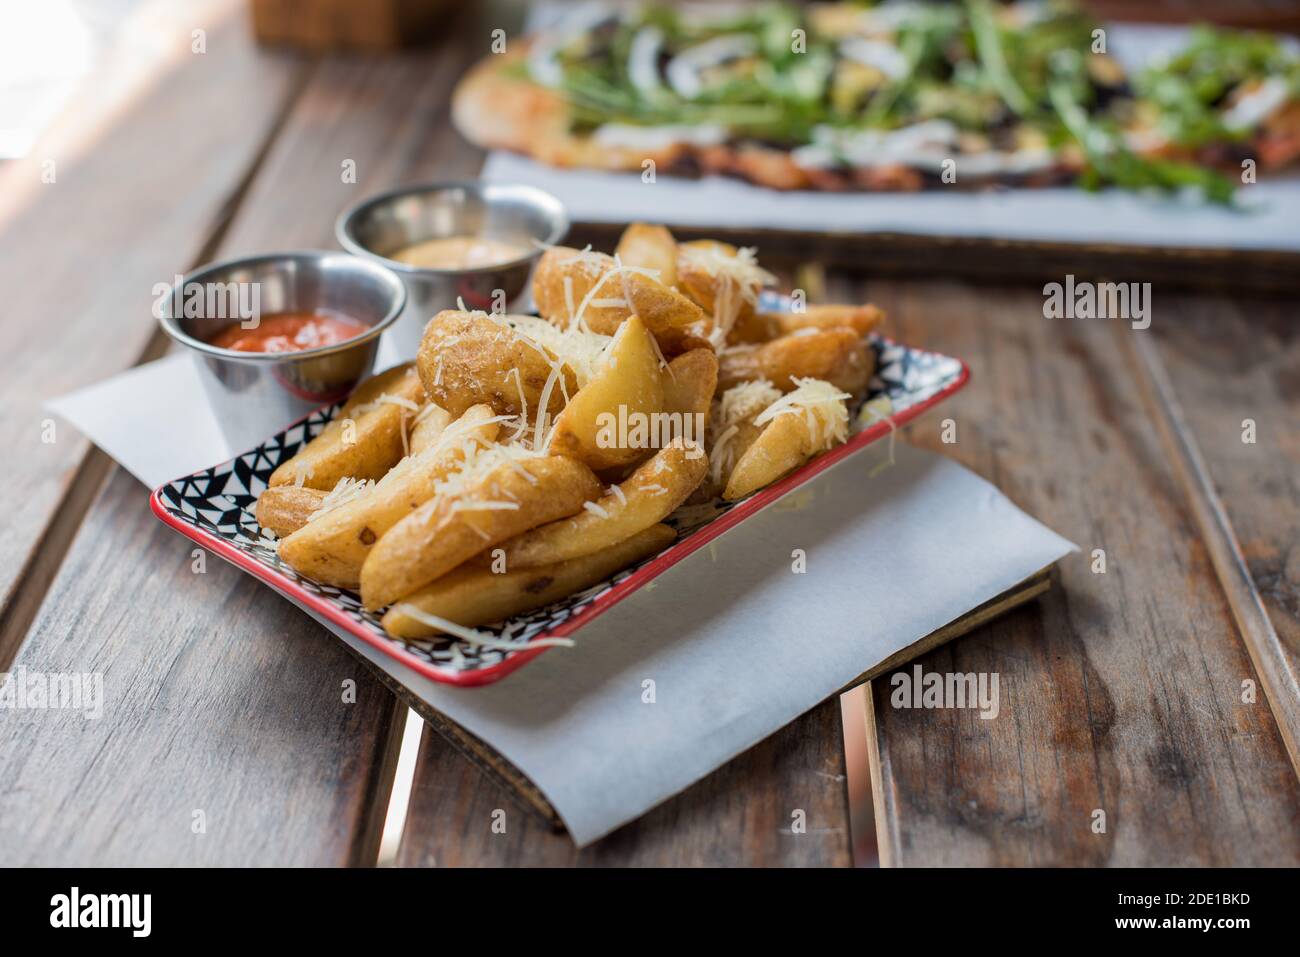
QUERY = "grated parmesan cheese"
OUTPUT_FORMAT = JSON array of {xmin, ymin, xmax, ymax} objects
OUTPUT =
[
  {"xmin": 708, "ymin": 423, "xmax": 740, "ymax": 485},
  {"xmin": 717, "ymin": 379, "xmax": 782, "ymax": 430},
  {"xmin": 305, "ymin": 476, "xmax": 375, "ymax": 522},
  {"xmin": 422, "ymin": 440, "xmax": 548, "ymax": 525},
  {"xmin": 449, "ymin": 500, "xmax": 521, "ymax": 513},
  {"xmin": 753, "ymin": 377, "xmax": 851, "ymax": 449},
  {"xmin": 566, "ymin": 251, "xmax": 662, "ymax": 336},
  {"xmin": 679, "ymin": 243, "xmax": 776, "ymax": 348},
  {"xmin": 391, "ymin": 604, "xmax": 576, "ymax": 649}
]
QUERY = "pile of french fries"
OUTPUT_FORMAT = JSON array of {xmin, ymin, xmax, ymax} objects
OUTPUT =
[{"xmin": 254, "ymin": 223, "xmax": 885, "ymax": 640}]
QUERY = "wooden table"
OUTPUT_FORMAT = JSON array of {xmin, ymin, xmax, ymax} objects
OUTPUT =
[{"xmin": 2, "ymin": 0, "xmax": 1297, "ymax": 867}]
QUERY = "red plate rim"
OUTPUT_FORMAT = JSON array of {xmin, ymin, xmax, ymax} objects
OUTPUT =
[{"xmin": 151, "ymin": 348, "xmax": 970, "ymax": 687}]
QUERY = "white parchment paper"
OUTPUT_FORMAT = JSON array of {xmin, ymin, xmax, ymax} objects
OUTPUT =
[{"xmin": 50, "ymin": 356, "xmax": 1074, "ymax": 844}]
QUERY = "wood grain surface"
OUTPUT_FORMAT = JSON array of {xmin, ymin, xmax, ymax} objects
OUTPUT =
[
  {"xmin": 0, "ymin": 0, "xmax": 307, "ymax": 668},
  {"xmin": 0, "ymin": 1, "xmax": 406, "ymax": 867},
  {"xmin": 861, "ymin": 279, "xmax": 1300, "ymax": 866},
  {"xmin": 0, "ymin": 470, "xmax": 405, "ymax": 865},
  {"xmin": 397, "ymin": 698, "xmax": 850, "ymax": 867},
  {"xmin": 1148, "ymin": 300, "xmax": 1300, "ymax": 765}
]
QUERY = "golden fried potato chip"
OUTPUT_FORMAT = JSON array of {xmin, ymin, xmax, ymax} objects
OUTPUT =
[
  {"xmin": 417, "ymin": 309, "xmax": 577, "ymax": 418},
  {"xmin": 723, "ymin": 379, "xmax": 850, "ymax": 500},
  {"xmin": 663, "ymin": 348, "xmax": 718, "ymax": 421},
  {"xmin": 382, "ymin": 524, "xmax": 676, "ymax": 639},
  {"xmin": 548, "ymin": 314, "xmax": 666, "ymax": 471},
  {"xmin": 359, "ymin": 452, "xmax": 601, "ymax": 610},
  {"xmin": 730, "ymin": 303, "xmax": 885, "ymax": 344},
  {"xmin": 499, "ymin": 436, "xmax": 706, "ymax": 568},
  {"xmin": 254, "ymin": 486, "xmax": 328, "ymax": 539},
  {"xmin": 278, "ymin": 405, "xmax": 500, "ymax": 589},
  {"xmin": 532, "ymin": 247, "xmax": 710, "ymax": 353},
  {"xmin": 718, "ymin": 329, "xmax": 873, "ymax": 395},
  {"xmin": 408, "ymin": 402, "xmax": 453, "ymax": 454},
  {"xmin": 676, "ymin": 240, "xmax": 774, "ymax": 342},
  {"xmin": 268, "ymin": 363, "xmax": 424, "ymax": 489},
  {"xmin": 615, "ymin": 223, "xmax": 678, "ymax": 288}
]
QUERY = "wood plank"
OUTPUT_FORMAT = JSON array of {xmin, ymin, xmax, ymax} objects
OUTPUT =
[
  {"xmin": 0, "ymin": 0, "xmax": 308, "ymax": 667},
  {"xmin": 0, "ymin": 3, "xmax": 429, "ymax": 865},
  {"xmin": 1147, "ymin": 299, "xmax": 1300, "ymax": 767},
  {"xmin": 1, "ymin": 0, "xmax": 511, "ymax": 866},
  {"xmin": 215, "ymin": 1, "xmax": 514, "ymax": 253},
  {"xmin": 0, "ymin": 470, "xmax": 404, "ymax": 865},
  {"xmin": 397, "ymin": 699, "xmax": 850, "ymax": 867},
  {"xmin": 859, "ymin": 278, "xmax": 1300, "ymax": 866}
]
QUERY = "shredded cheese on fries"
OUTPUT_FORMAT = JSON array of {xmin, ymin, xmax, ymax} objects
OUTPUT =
[
  {"xmin": 390, "ymin": 604, "xmax": 576, "ymax": 650},
  {"xmin": 679, "ymin": 243, "xmax": 775, "ymax": 348},
  {"xmin": 753, "ymin": 377, "xmax": 851, "ymax": 449},
  {"xmin": 305, "ymin": 477, "xmax": 375, "ymax": 522},
  {"xmin": 718, "ymin": 379, "xmax": 782, "ymax": 428}
]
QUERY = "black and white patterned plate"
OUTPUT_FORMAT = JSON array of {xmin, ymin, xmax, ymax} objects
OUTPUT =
[{"xmin": 152, "ymin": 330, "xmax": 967, "ymax": 686}]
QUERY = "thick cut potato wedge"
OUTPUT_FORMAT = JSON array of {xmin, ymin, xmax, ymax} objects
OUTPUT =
[
  {"xmin": 696, "ymin": 379, "xmax": 784, "ymax": 500},
  {"xmin": 532, "ymin": 247, "xmax": 710, "ymax": 353},
  {"xmin": 499, "ymin": 437, "xmax": 706, "ymax": 569},
  {"xmin": 255, "ymin": 486, "xmax": 328, "ymax": 538},
  {"xmin": 717, "ymin": 329, "xmax": 873, "ymax": 395},
  {"xmin": 722, "ymin": 381, "xmax": 850, "ymax": 501},
  {"xmin": 614, "ymin": 223, "xmax": 678, "ymax": 288},
  {"xmin": 662, "ymin": 348, "xmax": 718, "ymax": 426},
  {"xmin": 408, "ymin": 402, "xmax": 453, "ymax": 454},
  {"xmin": 268, "ymin": 363, "xmax": 424, "ymax": 489},
  {"xmin": 676, "ymin": 240, "xmax": 772, "ymax": 339},
  {"xmin": 277, "ymin": 405, "xmax": 500, "ymax": 589},
  {"xmin": 730, "ymin": 303, "xmax": 886, "ymax": 344},
  {"xmin": 417, "ymin": 309, "xmax": 577, "ymax": 418},
  {"xmin": 549, "ymin": 314, "xmax": 666, "ymax": 471},
  {"xmin": 360, "ymin": 454, "xmax": 601, "ymax": 610},
  {"xmin": 382, "ymin": 524, "xmax": 676, "ymax": 639}
]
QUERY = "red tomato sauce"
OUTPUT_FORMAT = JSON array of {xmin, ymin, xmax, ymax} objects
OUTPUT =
[{"xmin": 208, "ymin": 311, "xmax": 368, "ymax": 354}]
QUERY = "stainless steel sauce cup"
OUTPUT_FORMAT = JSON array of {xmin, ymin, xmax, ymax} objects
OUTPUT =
[
  {"xmin": 158, "ymin": 250, "xmax": 406, "ymax": 453},
  {"xmin": 336, "ymin": 182, "xmax": 568, "ymax": 357}
]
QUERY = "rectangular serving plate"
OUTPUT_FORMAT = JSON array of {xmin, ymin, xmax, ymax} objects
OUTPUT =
[{"xmin": 152, "ymin": 335, "xmax": 969, "ymax": 687}]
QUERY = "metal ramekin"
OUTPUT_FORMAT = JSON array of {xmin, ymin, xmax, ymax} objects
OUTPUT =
[
  {"xmin": 158, "ymin": 250, "xmax": 406, "ymax": 453},
  {"xmin": 336, "ymin": 182, "xmax": 569, "ymax": 356}
]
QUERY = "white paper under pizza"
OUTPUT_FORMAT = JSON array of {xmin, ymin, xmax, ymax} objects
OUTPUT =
[{"xmin": 482, "ymin": 22, "xmax": 1300, "ymax": 252}]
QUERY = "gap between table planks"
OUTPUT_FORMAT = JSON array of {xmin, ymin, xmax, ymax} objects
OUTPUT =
[{"xmin": 857, "ymin": 278, "xmax": 1300, "ymax": 866}]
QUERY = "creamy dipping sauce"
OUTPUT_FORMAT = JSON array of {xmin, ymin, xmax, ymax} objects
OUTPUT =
[
  {"xmin": 390, "ymin": 235, "xmax": 526, "ymax": 269},
  {"xmin": 208, "ymin": 311, "xmax": 368, "ymax": 353}
]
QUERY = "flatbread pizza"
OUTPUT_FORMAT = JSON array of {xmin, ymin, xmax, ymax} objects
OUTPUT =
[{"xmin": 453, "ymin": 0, "xmax": 1300, "ymax": 200}]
